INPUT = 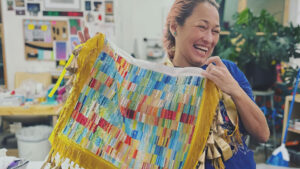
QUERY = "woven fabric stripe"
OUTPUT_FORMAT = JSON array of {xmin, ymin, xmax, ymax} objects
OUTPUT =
[{"xmin": 60, "ymin": 39, "xmax": 206, "ymax": 169}]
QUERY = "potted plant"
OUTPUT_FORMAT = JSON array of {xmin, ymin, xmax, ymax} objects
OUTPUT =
[{"xmin": 217, "ymin": 9, "xmax": 300, "ymax": 90}]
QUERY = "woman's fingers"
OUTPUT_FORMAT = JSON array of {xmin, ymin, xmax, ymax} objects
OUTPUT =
[
  {"xmin": 77, "ymin": 27, "xmax": 91, "ymax": 43},
  {"xmin": 201, "ymin": 71, "xmax": 219, "ymax": 83},
  {"xmin": 206, "ymin": 63, "xmax": 220, "ymax": 75},
  {"xmin": 83, "ymin": 27, "xmax": 91, "ymax": 41},
  {"xmin": 205, "ymin": 56, "xmax": 225, "ymax": 67},
  {"xmin": 202, "ymin": 60, "xmax": 240, "ymax": 95},
  {"xmin": 77, "ymin": 31, "xmax": 85, "ymax": 43},
  {"xmin": 205, "ymin": 64, "xmax": 223, "ymax": 80}
]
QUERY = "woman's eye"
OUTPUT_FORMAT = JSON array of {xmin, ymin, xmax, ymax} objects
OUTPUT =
[
  {"xmin": 198, "ymin": 25, "xmax": 206, "ymax": 30},
  {"xmin": 213, "ymin": 30, "xmax": 220, "ymax": 34}
]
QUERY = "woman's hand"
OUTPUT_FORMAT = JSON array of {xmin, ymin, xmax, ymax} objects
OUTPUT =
[
  {"xmin": 201, "ymin": 56, "xmax": 240, "ymax": 97},
  {"xmin": 202, "ymin": 56, "xmax": 269, "ymax": 142},
  {"xmin": 73, "ymin": 27, "xmax": 91, "ymax": 46}
]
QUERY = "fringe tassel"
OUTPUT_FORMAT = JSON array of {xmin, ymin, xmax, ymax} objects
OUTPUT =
[
  {"xmin": 212, "ymin": 158, "xmax": 225, "ymax": 169},
  {"xmin": 183, "ymin": 79, "xmax": 220, "ymax": 169},
  {"xmin": 223, "ymin": 130, "xmax": 230, "ymax": 143},
  {"xmin": 222, "ymin": 115, "xmax": 243, "ymax": 154},
  {"xmin": 54, "ymin": 165, "xmax": 62, "ymax": 169},
  {"xmin": 51, "ymin": 158, "xmax": 56, "ymax": 169},
  {"xmin": 229, "ymin": 116, "xmax": 243, "ymax": 144},
  {"xmin": 41, "ymin": 148, "xmax": 54, "ymax": 169},
  {"xmin": 53, "ymin": 158, "xmax": 63, "ymax": 169},
  {"xmin": 50, "ymin": 134, "xmax": 117, "ymax": 169}
]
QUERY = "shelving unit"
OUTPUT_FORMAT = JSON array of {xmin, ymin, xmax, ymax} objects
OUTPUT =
[
  {"xmin": 282, "ymin": 94, "xmax": 300, "ymax": 166},
  {"xmin": 282, "ymin": 94, "xmax": 300, "ymax": 142},
  {"xmin": 282, "ymin": 95, "xmax": 300, "ymax": 144}
]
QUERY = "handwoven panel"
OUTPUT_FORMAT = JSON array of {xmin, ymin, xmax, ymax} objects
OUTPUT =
[{"xmin": 48, "ymin": 34, "xmax": 219, "ymax": 169}]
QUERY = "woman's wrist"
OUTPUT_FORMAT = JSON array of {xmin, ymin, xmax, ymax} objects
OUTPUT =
[{"xmin": 229, "ymin": 84, "xmax": 244, "ymax": 100}]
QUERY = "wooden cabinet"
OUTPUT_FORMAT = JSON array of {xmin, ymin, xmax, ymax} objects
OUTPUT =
[{"xmin": 282, "ymin": 95, "xmax": 300, "ymax": 142}]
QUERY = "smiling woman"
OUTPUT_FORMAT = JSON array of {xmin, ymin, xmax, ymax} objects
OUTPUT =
[
  {"xmin": 168, "ymin": 2, "xmax": 220, "ymax": 67},
  {"xmin": 162, "ymin": 0, "xmax": 269, "ymax": 169}
]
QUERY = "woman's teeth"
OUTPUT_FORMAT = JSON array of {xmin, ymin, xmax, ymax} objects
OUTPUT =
[{"xmin": 193, "ymin": 45, "xmax": 208, "ymax": 54}]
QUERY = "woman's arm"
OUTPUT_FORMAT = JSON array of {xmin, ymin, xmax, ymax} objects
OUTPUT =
[
  {"xmin": 201, "ymin": 56, "xmax": 270, "ymax": 142},
  {"xmin": 230, "ymin": 85, "xmax": 270, "ymax": 142}
]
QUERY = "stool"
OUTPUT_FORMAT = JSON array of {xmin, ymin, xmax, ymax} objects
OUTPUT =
[{"xmin": 253, "ymin": 90, "xmax": 276, "ymax": 160}]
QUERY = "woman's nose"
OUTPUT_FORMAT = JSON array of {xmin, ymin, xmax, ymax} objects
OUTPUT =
[{"xmin": 202, "ymin": 31, "xmax": 213, "ymax": 44}]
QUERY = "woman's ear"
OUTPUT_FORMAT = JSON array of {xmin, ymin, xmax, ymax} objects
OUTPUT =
[{"xmin": 169, "ymin": 21, "xmax": 178, "ymax": 37}]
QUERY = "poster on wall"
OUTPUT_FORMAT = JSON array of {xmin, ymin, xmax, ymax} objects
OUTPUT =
[
  {"xmin": 15, "ymin": 0, "xmax": 26, "ymax": 15},
  {"xmin": 27, "ymin": 3, "xmax": 40, "ymax": 16},
  {"xmin": 94, "ymin": 1, "xmax": 103, "ymax": 12},
  {"xmin": 70, "ymin": 36, "xmax": 80, "ymax": 50},
  {"xmin": 7, "ymin": 0, "xmax": 14, "ymax": 10},
  {"xmin": 105, "ymin": 1, "xmax": 114, "ymax": 23},
  {"xmin": 54, "ymin": 41, "xmax": 67, "ymax": 60},
  {"xmin": 85, "ymin": 1, "xmax": 91, "ymax": 11},
  {"xmin": 105, "ymin": 1, "xmax": 113, "ymax": 15},
  {"xmin": 24, "ymin": 20, "xmax": 52, "ymax": 42},
  {"xmin": 16, "ymin": 9, "xmax": 26, "ymax": 15},
  {"xmin": 44, "ymin": 0, "xmax": 81, "ymax": 11},
  {"xmin": 51, "ymin": 21, "xmax": 69, "ymax": 41},
  {"xmin": 24, "ymin": 20, "xmax": 53, "ymax": 60},
  {"xmin": 23, "ymin": 19, "xmax": 68, "ymax": 61},
  {"xmin": 85, "ymin": 12, "xmax": 95, "ymax": 23},
  {"xmin": 15, "ymin": 0, "xmax": 25, "ymax": 7},
  {"xmin": 69, "ymin": 19, "xmax": 81, "ymax": 35}
]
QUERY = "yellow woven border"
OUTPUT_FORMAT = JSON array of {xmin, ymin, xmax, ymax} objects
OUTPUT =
[
  {"xmin": 49, "ymin": 33, "xmax": 105, "ymax": 144},
  {"xmin": 183, "ymin": 79, "xmax": 219, "ymax": 169}
]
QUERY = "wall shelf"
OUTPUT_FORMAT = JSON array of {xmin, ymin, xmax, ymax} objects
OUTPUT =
[{"xmin": 288, "ymin": 128, "xmax": 300, "ymax": 135}]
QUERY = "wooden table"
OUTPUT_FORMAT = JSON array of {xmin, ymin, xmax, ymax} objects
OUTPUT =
[{"xmin": 0, "ymin": 104, "xmax": 62, "ymax": 126}]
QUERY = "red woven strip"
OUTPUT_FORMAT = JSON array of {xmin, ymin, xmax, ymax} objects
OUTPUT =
[{"xmin": 90, "ymin": 78, "xmax": 96, "ymax": 88}]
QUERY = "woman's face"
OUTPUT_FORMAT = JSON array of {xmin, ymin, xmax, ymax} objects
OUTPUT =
[{"xmin": 173, "ymin": 2, "xmax": 220, "ymax": 67}]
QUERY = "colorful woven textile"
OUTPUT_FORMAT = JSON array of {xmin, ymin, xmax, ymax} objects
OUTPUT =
[{"xmin": 45, "ymin": 34, "xmax": 220, "ymax": 169}]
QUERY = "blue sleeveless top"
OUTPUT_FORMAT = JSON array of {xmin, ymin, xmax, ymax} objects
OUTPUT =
[{"xmin": 203, "ymin": 59, "xmax": 256, "ymax": 169}]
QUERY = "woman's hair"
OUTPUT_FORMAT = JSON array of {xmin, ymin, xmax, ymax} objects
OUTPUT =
[{"xmin": 163, "ymin": 0, "xmax": 219, "ymax": 60}]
